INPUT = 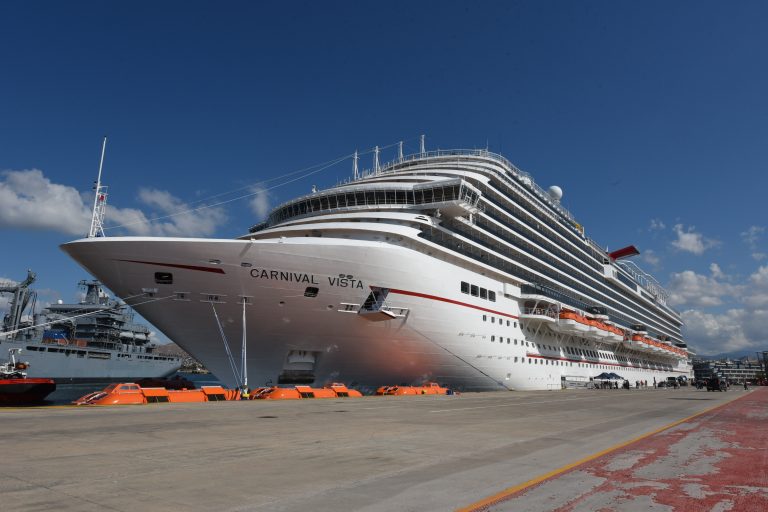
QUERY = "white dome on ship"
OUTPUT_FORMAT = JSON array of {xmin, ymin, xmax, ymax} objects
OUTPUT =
[{"xmin": 548, "ymin": 185, "xmax": 563, "ymax": 201}]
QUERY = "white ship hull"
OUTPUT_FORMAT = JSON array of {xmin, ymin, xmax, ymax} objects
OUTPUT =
[{"xmin": 62, "ymin": 236, "xmax": 690, "ymax": 391}]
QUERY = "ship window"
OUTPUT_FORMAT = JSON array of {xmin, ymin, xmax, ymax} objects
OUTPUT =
[
  {"xmin": 304, "ymin": 287, "xmax": 319, "ymax": 298},
  {"xmin": 480, "ymin": 288, "xmax": 487, "ymax": 300},
  {"xmin": 483, "ymin": 315, "xmax": 486, "ymax": 321},
  {"xmin": 489, "ymin": 291, "xmax": 496, "ymax": 302},
  {"xmin": 514, "ymin": 322, "xmax": 517, "ymax": 328},
  {"xmin": 491, "ymin": 317, "xmax": 495, "ymax": 324},
  {"xmin": 461, "ymin": 281, "xmax": 469, "ymax": 294},
  {"xmin": 154, "ymin": 272, "xmax": 173, "ymax": 285},
  {"xmin": 491, "ymin": 336, "xmax": 495, "ymax": 342},
  {"xmin": 506, "ymin": 320, "xmax": 510, "ymax": 326},
  {"xmin": 470, "ymin": 285, "xmax": 479, "ymax": 297}
]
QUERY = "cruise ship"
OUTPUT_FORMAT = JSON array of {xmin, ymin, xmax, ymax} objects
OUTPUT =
[{"xmin": 62, "ymin": 143, "xmax": 691, "ymax": 391}]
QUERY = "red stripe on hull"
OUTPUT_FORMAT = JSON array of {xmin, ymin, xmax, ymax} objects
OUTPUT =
[
  {"xmin": 388, "ymin": 288, "xmax": 519, "ymax": 319},
  {"xmin": 116, "ymin": 260, "xmax": 226, "ymax": 274}
]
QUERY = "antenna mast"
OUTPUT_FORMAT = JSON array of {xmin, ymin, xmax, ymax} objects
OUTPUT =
[
  {"xmin": 420, "ymin": 134, "xmax": 426, "ymax": 156},
  {"xmin": 398, "ymin": 141, "xmax": 404, "ymax": 160},
  {"xmin": 88, "ymin": 137, "xmax": 109, "ymax": 238},
  {"xmin": 353, "ymin": 150, "xmax": 359, "ymax": 180},
  {"xmin": 374, "ymin": 145, "xmax": 380, "ymax": 175}
]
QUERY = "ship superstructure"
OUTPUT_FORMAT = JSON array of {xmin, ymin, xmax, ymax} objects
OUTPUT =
[
  {"xmin": 0, "ymin": 273, "xmax": 181, "ymax": 382},
  {"xmin": 62, "ymin": 145, "xmax": 691, "ymax": 390}
]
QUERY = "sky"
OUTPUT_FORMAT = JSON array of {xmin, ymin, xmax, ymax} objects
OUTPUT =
[{"xmin": 1, "ymin": 1, "xmax": 767, "ymax": 356}]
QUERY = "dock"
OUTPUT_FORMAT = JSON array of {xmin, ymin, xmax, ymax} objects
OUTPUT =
[{"xmin": 2, "ymin": 387, "xmax": 765, "ymax": 511}]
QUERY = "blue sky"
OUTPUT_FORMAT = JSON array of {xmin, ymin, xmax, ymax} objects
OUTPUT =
[{"xmin": 1, "ymin": 1, "xmax": 767, "ymax": 356}]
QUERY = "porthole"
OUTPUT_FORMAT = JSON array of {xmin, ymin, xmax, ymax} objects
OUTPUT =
[{"xmin": 304, "ymin": 287, "xmax": 319, "ymax": 298}]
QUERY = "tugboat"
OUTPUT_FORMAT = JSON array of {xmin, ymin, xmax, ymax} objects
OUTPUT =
[{"xmin": 0, "ymin": 348, "xmax": 56, "ymax": 405}]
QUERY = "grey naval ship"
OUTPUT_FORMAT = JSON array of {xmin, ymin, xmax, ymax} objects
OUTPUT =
[{"xmin": 1, "ymin": 271, "xmax": 181, "ymax": 382}]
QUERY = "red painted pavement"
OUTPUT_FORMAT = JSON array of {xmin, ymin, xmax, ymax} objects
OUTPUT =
[{"xmin": 477, "ymin": 388, "xmax": 768, "ymax": 512}]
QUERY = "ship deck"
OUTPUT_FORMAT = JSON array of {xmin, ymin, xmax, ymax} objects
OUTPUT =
[{"xmin": 1, "ymin": 387, "xmax": 765, "ymax": 511}]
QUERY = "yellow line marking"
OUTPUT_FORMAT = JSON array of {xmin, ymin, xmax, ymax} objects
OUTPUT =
[{"xmin": 456, "ymin": 392, "xmax": 749, "ymax": 512}]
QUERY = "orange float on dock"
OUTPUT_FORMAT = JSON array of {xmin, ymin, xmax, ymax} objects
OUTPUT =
[
  {"xmin": 250, "ymin": 383, "xmax": 363, "ymax": 400},
  {"xmin": 375, "ymin": 382, "xmax": 451, "ymax": 396},
  {"xmin": 73, "ymin": 383, "xmax": 240, "ymax": 405}
]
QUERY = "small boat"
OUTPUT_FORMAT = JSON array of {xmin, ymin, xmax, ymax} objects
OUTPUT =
[{"xmin": 0, "ymin": 349, "xmax": 56, "ymax": 405}]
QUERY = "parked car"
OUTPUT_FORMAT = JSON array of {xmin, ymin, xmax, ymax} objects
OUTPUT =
[{"xmin": 706, "ymin": 376, "xmax": 728, "ymax": 392}]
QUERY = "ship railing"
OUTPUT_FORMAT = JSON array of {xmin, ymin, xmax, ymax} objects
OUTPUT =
[
  {"xmin": 615, "ymin": 260, "xmax": 670, "ymax": 304},
  {"xmin": 522, "ymin": 307, "xmax": 557, "ymax": 319},
  {"xmin": 373, "ymin": 149, "xmax": 577, "ymax": 224}
]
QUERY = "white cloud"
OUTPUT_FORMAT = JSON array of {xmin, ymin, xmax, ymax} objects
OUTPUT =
[
  {"xmin": 709, "ymin": 263, "xmax": 724, "ymax": 280},
  {"xmin": 0, "ymin": 168, "xmax": 227, "ymax": 237},
  {"xmin": 682, "ymin": 309, "xmax": 752, "ymax": 355},
  {"xmin": 674, "ymin": 264, "xmax": 768, "ymax": 355},
  {"xmin": 0, "ymin": 169, "xmax": 92, "ymax": 235},
  {"xmin": 649, "ymin": 219, "xmax": 666, "ymax": 231},
  {"xmin": 248, "ymin": 186, "xmax": 271, "ymax": 220},
  {"xmin": 752, "ymin": 252, "xmax": 767, "ymax": 261},
  {"xmin": 668, "ymin": 268, "xmax": 740, "ymax": 308},
  {"xmin": 641, "ymin": 249, "xmax": 660, "ymax": 268},
  {"xmin": 670, "ymin": 224, "xmax": 718, "ymax": 255},
  {"xmin": 118, "ymin": 188, "xmax": 228, "ymax": 237},
  {"xmin": 741, "ymin": 225, "xmax": 764, "ymax": 248},
  {"xmin": 744, "ymin": 265, "xmax": 768, "ymax": 308}
]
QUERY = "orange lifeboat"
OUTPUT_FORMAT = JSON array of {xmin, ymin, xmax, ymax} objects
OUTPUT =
[
  {"xmin": 252, "ymin": 383, "xmax": 363, "ymax": 400},
  {"xmin": 377, "ymin": 382, "xmax": 450, "ymax": 396},
  {"xmin": 73, "ymin": 383, "xmax": 240, "ymax": 405},
  {"xmin": 558, "ymin": 310, "xmax": 590, "ymax": 334}
]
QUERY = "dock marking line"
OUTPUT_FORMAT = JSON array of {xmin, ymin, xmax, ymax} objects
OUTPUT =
[{"xmin": 455, "ymin": 391, "xmax": 752, "ymax": 512}]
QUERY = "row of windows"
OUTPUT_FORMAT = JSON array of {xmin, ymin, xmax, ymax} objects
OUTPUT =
[
  {"xmin": 461, "ymin": 281, "xmax": 497, "ymax": 301},
  {"xmin": 257, "ymin": 183, "xmax": 476, "ymax": 230},
  {"xmin": 481, "ymin": 314, "xmax": 516, "ymax": 327},
  {"xmin": 474, "ymin": 322, "xmax": 674, "ymax": 370}
]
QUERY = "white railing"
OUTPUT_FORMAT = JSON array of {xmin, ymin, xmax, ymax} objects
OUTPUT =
[{"xmin": 522, "ymin": 307, "xmax": 557, "ymax": 319}]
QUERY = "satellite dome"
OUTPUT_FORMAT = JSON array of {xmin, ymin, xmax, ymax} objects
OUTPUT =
[{"xmin": 548, "ymin": 185, "xmax": 563, "ymax": 202}]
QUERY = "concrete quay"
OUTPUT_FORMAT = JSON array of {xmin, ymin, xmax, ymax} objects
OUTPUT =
[{"xmin": 0, "ymin": 387, "xmax": 759, "ymax": 512}]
